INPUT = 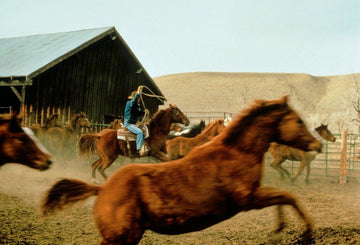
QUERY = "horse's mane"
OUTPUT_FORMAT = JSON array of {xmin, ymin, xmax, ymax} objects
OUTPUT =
[
  {"xmin": 201, "ymin": 119, "xmax": 223, "ymax": 135},
  {"xmin": 45, "ymin": 114, "xmax": 59, "ymax": 127},
  {"xmin": 70, "ymin": 112, "xmax": 86, "ymax": 129},
  {"xmin": 222, "ymin": 96, "xmax": 289, "ymax": 146},
  {"xmin": 48, "ymin": 114, "xmax": 59, "ymax": 121},
  {"xmin": 149, "ymin": 108, "xmax": 168, "ymax": 126}
]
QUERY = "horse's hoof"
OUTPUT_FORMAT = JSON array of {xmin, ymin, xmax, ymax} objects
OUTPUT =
[{"xmin": 301, "ymin": 228, "xmax": 314, "ymax": 243}]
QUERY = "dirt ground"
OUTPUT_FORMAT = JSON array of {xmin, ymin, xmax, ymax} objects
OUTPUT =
[{"xmin": 1, "ymin": 157, "xmax": 360, "ymax": 245}]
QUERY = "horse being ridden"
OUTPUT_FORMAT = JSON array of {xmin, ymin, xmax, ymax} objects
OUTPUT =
[
  {"xmin": 166, "ymin": 119, "xmax": 226, "ymax": 160},
  {"xmin": 78, "ymin": 104, "xmax": 189, "ymax": 181},
  {"xmin": 269, "ymin": 124, "xmax": 336, "ymax": 183},
  {"xmin": 43, "ymin": 96, "xmax": 322, "ymax": 244},
  {"xmin": 0, "ymin": 113, "xmax": 52, "ymax": 170}
]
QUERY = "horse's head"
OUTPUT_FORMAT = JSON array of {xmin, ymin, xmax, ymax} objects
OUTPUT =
[
  {"xmin": 271, "ymin": 96, "xmax": 322, "ymax": 152},
  {"xmin": 199, "ymin": 120, "xmax": 206, "ymax": 130},
  {"xmin": 73, "ymin": 112, "xmax": 92, "ymax": 130},
  {"xmin": 169, "ymin": 104, "xmax": 190, "ymax": 126},
  {"xmin": 315, "ymin": 124, "xmax": 336, "ymax": 142},
  {"xmin": 216, "ymin": 119, "xmax": 226, "ymax": 134},
  {"xmin": 109, "ymin": 119, "xmax": 123, "ymax": 129},
  {"xmin": 223, "ymin": 95, "xmax": 322, "ymax": 153},
  {"xmin": 0, "ymin": 114, "xmax": 52, "ymax": 170}
]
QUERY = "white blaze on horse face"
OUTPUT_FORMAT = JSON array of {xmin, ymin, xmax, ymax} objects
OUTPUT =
[{"xmin": 22, "ymin": 127, "xmax": 51, "ymax": 155}]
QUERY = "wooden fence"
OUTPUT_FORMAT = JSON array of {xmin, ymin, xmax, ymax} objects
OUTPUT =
[{"xmin": 4, "ymin": 107, "xmax": 360, "ymax": 183}]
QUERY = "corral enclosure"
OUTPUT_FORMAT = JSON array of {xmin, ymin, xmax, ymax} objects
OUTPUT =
[{"xmin": 1, "ymin": 72, "xmax": 360, "ymax": 244}]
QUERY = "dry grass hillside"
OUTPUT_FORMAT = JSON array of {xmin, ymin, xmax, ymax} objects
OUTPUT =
[{"xmin": 154, "ymin": 72, "xmax": 360, "ymax": 133}]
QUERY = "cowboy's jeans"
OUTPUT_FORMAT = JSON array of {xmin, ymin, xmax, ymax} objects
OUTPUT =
[{"xmin": 124, "ymin": 123, "xmax": 143, "ymax": 150}]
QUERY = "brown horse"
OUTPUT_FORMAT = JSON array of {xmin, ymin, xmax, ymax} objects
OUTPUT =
[
  {"xmin": 42, "ymin": 96, "xmax": 322, "ymax": 244},
  {"xmin": 29, "ymin": 113, "xmax": 62, "ymax": 143},
  {"xmin": 0, "ymin": 113, "xmax": 52, "ymax": 170},
  {"xmin": 78, "ymin": 104, "xmax": 190, "ymax": 181},
  {"xmin": 108, "ymin": 118, "xmax": 123, "ymax": 129},
  {"xmin": 45, "ymin": 112, "xmax": 92, "ymax": 160},
  {"xmin": 269, "ymin": 124, "xmax": 336, "ymax": 183},
  {"xmin": 166, "ymin": 118, "xmax": 226, "ymax": 160}
]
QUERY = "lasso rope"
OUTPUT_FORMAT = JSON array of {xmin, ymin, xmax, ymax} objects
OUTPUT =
[{"xmin": 138, "ymin": 85, "xmax": 167, "ymax": 124}]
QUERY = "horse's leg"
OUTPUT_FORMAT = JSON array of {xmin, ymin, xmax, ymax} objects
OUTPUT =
[
  {"xmin": 151, "ymin": 150, "xmax": 170, "ymax": 162},
  {"xmin": 91, "ymin": 158, "xmax": 102, "ymax": 183},
  {"xmin": 247, "ymin": 186, "xmax": 313, "ymax": 240},
  {"xmin": 96, "ymin": 203, "xmax": 145, "ymax": 245},
  {"xmin": 99, "ymin": 226, "xmax": 144, "ymax": 245},
  {"xmin": 97, "ymin": 155, "xmax": 118, "ymax": 181},
  {"xmin": 270, "ymin": 158, "xmax": 290, "ymax": 179},
  {"xmin": 305, "ymin": 162, "xmax": 311, "ymax": 184},
  {"xmin": 291, "ymin": 160, "xmax": 307, "ymax": 183}
]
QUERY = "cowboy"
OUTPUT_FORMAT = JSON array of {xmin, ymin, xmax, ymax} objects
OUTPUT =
[{"xmin": 124, "ymin": 86, "xmax": 145, "ymax": 157}]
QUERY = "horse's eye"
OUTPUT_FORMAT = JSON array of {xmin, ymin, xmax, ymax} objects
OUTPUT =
[
  {"xmin": 18, "ymin": 134, "xmax": 29, "ymax": 143},
  {"xmin": 297, "ymin": 119, "xmax": 303, "ymax": 124}
]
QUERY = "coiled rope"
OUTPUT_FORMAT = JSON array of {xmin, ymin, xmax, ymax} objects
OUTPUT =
[{"xmin": 138, "ymin": 85, "xmax": 167, "ymax": 125}]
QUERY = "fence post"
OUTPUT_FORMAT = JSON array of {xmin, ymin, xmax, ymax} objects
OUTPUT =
[{"xmin": 340, "ymin": 130, "xmax": 347, "ymax": 184}]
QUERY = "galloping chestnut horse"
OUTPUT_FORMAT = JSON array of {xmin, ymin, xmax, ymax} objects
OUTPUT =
[
  {"xmin": 166, "ymin": 118, "xmax": 226, "ymax": 160},
  {"xmin": 78, "ymin": 104, "xmax": 189, "ymax": 181},
  {"xmin": 270, "ymin": 124, "xmax": 336, "ymax": 183},
  {"xmin": 0, "ymin": 113, "xmax": 52, "ymax": 170},
  {"xmin": 42, "ymin": 96, "xmax": 322, "ymax": 244}
]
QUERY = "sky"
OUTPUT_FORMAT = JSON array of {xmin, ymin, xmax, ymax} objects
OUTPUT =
[{"xmin": 0, "ymin": 0, "xmax": 359, "ymax": 78}]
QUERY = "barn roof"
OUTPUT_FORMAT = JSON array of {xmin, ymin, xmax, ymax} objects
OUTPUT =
[{"xmin": 0, "ymin": 27, "xmax": 149, "ymax": 81}]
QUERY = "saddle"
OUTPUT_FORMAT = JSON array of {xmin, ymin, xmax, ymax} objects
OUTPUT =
[
  {"xmin": 117, "ymin": 125, "xmax": 149, "ymax": 141},
  {"xmin": 117, "ymin": 125, "xmax": 150, "ymax": 158}
]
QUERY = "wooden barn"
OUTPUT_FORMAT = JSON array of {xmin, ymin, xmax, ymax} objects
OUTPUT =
[{"xmin": 0, "ymin": 27, "xmax": 165, "ymax": 125}]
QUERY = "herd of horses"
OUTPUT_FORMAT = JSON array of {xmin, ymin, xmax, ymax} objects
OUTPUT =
[{"xmin": 1, "ymin": 96, "xmax": 337, "ymax": 244}]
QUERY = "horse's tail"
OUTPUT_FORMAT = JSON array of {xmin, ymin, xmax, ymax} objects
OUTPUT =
[
  {"xmin": 78, "ymin": 133, "xmax": 99, "ymax": 158},
  {"xmin": 42, "ymin": 178, "xmax": 101, "ymax": 215}
]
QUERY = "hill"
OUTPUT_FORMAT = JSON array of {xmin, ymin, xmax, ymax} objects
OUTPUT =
[{"xmin": 154, "ymin": 72, "xmax": 360, "ymax": 133}]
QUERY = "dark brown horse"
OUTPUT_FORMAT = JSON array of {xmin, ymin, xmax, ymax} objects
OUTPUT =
[
  {"xmin": 167, "ymin": 120, "xmax": 206, "ymax": 139},
  {"xmin": 45, "ymin": 112, "xmax": 92, "ymax": 160},
  {"xmin": 78, "ymin": 104, "xmax": 190, "ymax": 181},
  {"xmin": 0, "ymin": 113, "xmax": 52, "ymax": 170},
  {"xmin": 42, "ymin": 96, "xmax": 322, "ymax": 244},
  {"xmin": 166, "ymin": 118, "xmax": 226, "ymax": 160},
  {"xmin": 269, "ymin": 124, "xmax": 336, "ymax": 183}
]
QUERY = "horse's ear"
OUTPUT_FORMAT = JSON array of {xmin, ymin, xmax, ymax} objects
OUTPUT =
[
  {"xmin": 281, "ymin": 95, "xmax": 289, "ymax": 104},
  {"xmin": 9, "ymin": 112, "xmax": 22, "ymax": 132}
]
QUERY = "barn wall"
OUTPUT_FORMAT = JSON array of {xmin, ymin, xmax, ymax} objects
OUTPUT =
[{"xmin": 24, "ymin": 35, "xmax": 162, "ymax": 125}]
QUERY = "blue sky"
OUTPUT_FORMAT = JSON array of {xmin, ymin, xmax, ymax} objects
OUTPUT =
[{"xmin": 1, "ymin": 0, "xmax": 359, "ymax": 77}]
